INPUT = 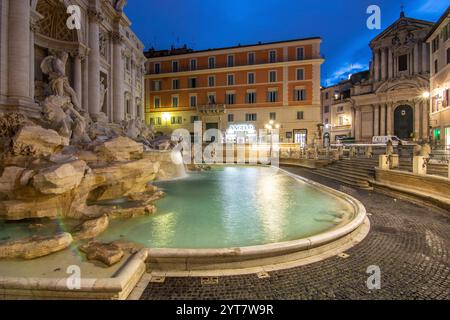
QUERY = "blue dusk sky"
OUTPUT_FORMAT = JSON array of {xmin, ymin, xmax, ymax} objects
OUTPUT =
[{"xmin": 125, "ymin": 0, "xmax": 448, "ymax": 87}]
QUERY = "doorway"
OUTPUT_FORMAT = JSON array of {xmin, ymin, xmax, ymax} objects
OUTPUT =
[
  {"xmin": 394, "ymin": 105, "xmax": 413, "ymax": 139},
  {"xmin": 293, "ymin": 129, "xmax": 308, "ymax": 147}
]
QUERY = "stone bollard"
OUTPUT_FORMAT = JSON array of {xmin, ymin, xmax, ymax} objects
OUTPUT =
[
  {"xmin": 390, "ymin": 154, "xmax": 399, "ymax": 169},
  {"xmin": 413, "ymin": 156, "xmax": 427, "ymax": 175},
  {"xmin": 379, "ymin": 155, "xmax": 390, "ymax": 170}
]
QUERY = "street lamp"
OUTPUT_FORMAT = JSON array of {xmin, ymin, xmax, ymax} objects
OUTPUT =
[{"xmin": 422, "ymin": 91, "xmax": 430, "ymax": 99}]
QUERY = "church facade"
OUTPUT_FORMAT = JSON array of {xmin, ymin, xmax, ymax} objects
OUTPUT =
[
  {"xmin": 322, "ymin": 11, "xmax": 433, "ymax": 143},
  {"xmin": 0, "ymin": 0, "xmax": 145, "ymax": 123}
]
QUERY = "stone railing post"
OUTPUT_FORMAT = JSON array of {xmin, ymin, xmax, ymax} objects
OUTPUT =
[
  {"xmin": 390, "ymin": 154, "xmax": 399, "ymax": 169},
  {"xmin": 413, "ymin": 156, "xmax": 427, "ymax": 175},
  {"xmin": 379, "ymin": 155, "xmax": 390, "ymax": 170}
]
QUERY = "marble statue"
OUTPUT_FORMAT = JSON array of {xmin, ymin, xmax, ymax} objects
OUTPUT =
[
  {"xmin": 40, "ymin": 51, "xmax": 81, "ymax": 111},
  {"xmin": 100, "ymin": 78, "xmax": 108, "ymax": 111}
]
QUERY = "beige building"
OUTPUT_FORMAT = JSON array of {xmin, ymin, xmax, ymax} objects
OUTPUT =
[
  {"xmin": 321, "ymin": 11, "xmax": 433, "ymax": 143},
  {"xmin": 145, "ymin": 38, "xmax": 324, "ymax": 145},
  {"xmin": 0, "ymin": 0, "xmax": 145, "ymax": 123},
  {"xmin": 426, "ymin": 6, "xmax": 450, "ymax": 148}
]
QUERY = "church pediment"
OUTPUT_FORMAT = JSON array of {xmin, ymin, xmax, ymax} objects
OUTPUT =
[
  {"xmin": 370, "ymin": 16, "xmax": 433, "ymax": 47},
  {"xmin": 375, "ymin": 76, "xmax": 429, "ymax": 94}
]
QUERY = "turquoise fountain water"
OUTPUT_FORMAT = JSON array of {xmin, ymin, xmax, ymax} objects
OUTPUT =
[{"xmin": 98, "ymin": 166, "xmax": 353, "ymax": 249}]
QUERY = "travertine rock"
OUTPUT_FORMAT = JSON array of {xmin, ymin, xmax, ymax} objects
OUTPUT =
[
  {"xmin": 0, "ymin": 166, "xmax": 26, "ymax": 196},
  {"xmin": 12, "ymin": 125, "xmax": 69, "ymax": 157},
  {"xmin": 95, "ymin": 136, "xmax": 144, "ymax": 162},
  {"xmin": 0, "ymin": 233, "xmax": 73, "ymax": 260},
  {"xmin": 79, "ymin": 241, "xmax": 124, "ymax": 266},
  {"xmin": 32, "ymin": 160, "xmax": 87, "ymax": 195},
  {"xmin": 112, "ymin": 240, "xmax": 144, "ymax": 254},
  {"xmin": 107, "ymin": 204, "xmax": 157, "ymax": 219},
  {"xmin": 71, "ymin": 214, "xmax": 109, "ymax": 240}
]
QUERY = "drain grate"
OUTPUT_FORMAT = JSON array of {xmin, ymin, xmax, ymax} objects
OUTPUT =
[
  {"xmin": 201, "ymin": 277, "xmax": 219, "ymax": 285},
  {"xmin": 149, "ymin": 276, "xmax": 166, "ymax": 283},
  {"xmin": 256, "ymin": 271, "xmax": 271, "ymax": 279},
  {"xmin": 338, "ymin": 253, "xmax": 350, "ymax": 259}
]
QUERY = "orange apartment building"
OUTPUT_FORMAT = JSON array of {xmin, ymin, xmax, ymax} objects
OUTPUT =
[{"xmin": 144, "ymin": 37, "xmax": 324, "ymax": 145}]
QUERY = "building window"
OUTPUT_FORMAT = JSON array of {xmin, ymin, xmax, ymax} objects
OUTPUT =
[
  {"xmin": 227, "ymin": 74, "xmax": 235, "ymax": 85},
  {"xmin": 190, "ymin": 59, "xmax": 197, "ymax": 71},
  {"xmin": 247, "ymin": 72, "xmax": 255, "ymax": 84},
  {"xmin": 190, "ymin": 95, "xmax": 197, "ymax": 107},
  {"xmin": 208, "ymin": 57, "xmax": 216, "ymax": 68},
  {"xmin": 337, "ymin": 106, "xmax": 344, "ymax": 113},
  {"xmin": 227, "ymin": 55, "xmax": 235, "ymax": 67},
  {"xmin": 324, "ymin": 105, "xmax": 330, "ymax": 113},
  {"xmin": 245, "ymin": 113, "xmax": 257, "ymax": 121},
  {"xmin": 269, "ymin": 50, "xmax": 277, "ymax": 63},
  {"xmin": 246, "ymin": 92, "xmax": 256, "ymax": 104},
  {"xmin": 296, "ymin": 47, "xmax": 305, "ymax": 60},
  {"xmin": 172, "ymin": 61, "xmax": 179, "ymax": 72},
  {"xmin": 398, "ymin": 54, "xmax": 408, "ymax": 72},
  {"xmin": 172, "ymin": 96, "xmax": 179, "ymax": 107},
  {"xmin": 154, "ymin": 97, "xmax": 161, "ymax": 108},
  {"xmin": 432, "ymin": 36, "xmax": 439, "ymax": 53},
  {"xmin": 297, "ymin": 111, "xmax": 304, "ymax": 120},
  {"xmin": 208, "ymin": 75, "xmax": 215, "ymax": 87},
  {"xmin": 268, "ymin": 90, "xmax": 278, "ymax": 102},
  {"xmin": 447, "ymin": 47, "xmax": 450, "ymax": 65},
  {"xmin": 269, "ymin": 71, "xmax": 277, "ymax": 83},
  {"xmin": 434, "ymin": 59, "xmax": 438, "ymax": 74},
  {"xmin": 208, "ymin": 94, "xmax": 216, "ymax": 104},
  {"xmin": 153, "ymin": 80, "xmax": 161, "ymax": 91},
  {"xmin": 171, "ymin": 116, "xmax": 182, "ymax": 124},
  {"xmin": 294, "ymin": 89, "xmax": 306, "ymax": 101},
  {"xmin": 296, "ymin": 68, "xmax": 305, "ymax": 80},
  {"xmin": 269, "ymin": 112, "xmax": 276, "ymax": 120},
  {"xmin": 154, "ymin": 62, "xmax": 161, "ymax": 74},
  {"xmin": 226, "ymin": 93, "xmax": 236, "ymax": 105},
  {"xmin": 248, "ymin": 52, "xmax": 255, "ymax": 65},
  {"xmin": 188, "ymin": 77, "xmax": 197, "ymax": 88},
  {"xmin": 338, "ymin": 115, "xmax": 346, "ymax": 126},
  {"xmin": 172, "ymin": 79, "xmax": 179, "ymax": 89},
  {"xmin": 228, "ymin": 114, "xmax": 234, "ymax": 122},
  {"xmin": 191, "ymin": 115, "xmax": 199, "ymax": 123},
  {"xmin": 325, "ymin": 92, "xmax": 330, "ymax": 99}
]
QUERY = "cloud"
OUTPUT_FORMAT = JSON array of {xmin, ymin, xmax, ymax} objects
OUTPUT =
[
  {"xmin": 324, "ymin": 63, "xmax": 369, "ymax": 86},
  {"xmin": 417, "ymin": 0, "xmax": 448, "ymax": 14}
]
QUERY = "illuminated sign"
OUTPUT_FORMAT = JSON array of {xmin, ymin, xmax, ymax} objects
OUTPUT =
[{"xmin": 227, "ymin": 124, "xmax": 256, "ymax": 133}]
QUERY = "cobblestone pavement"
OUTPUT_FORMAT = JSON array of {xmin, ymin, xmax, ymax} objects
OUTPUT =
[{"xmin": 141, "ymin": 167, "xmax": 450, "ymax": 300}]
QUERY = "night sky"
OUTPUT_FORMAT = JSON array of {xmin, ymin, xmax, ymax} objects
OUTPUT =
[{"xmin": 125, "ymin": 0, "xmax": 448, "ymax": 86}]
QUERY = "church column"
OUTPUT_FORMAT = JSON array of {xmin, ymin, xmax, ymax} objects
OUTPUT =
[
  {"xmin": 355, "ymin": 107, "xmax": 362, "ymax": 141},
  {"xmin": 414, "ymin": 101, "xmax": 420, "ymax": 141},
  {"xmin": 381, "ymin": 48, "xmax": 387, "ymax": 81},
  {"xmin": 88, "ymin": 9, "xmax": 103, "ymax": 116},
  {"xmin": 373, "ymin": 49, "xmax": 380, "ymax": 82},
  {"xmin": 414, "ymin": 43, "xmax": 420, "ymax": 74},
  {"xmin": 112, "ymin": 31, "xmax": 124, "ymax": 123},
  {"xmin": 422, "ymin": 101, "xmax": 429, "ymax": 140},
  {"xmin": 387, "ymin": 103, "xmax": 393, "ymax": 135},
  {"xmin": 388, "ymin": 48, "xmax": 393, "ymax": 79},
  {"xmin": 72, "ymin": 50, "xmax": 83, "ymax": 106},
  {"xmin": 422, "ymin": 42, "xmax": 428, "ymax": 73},
  {"xmin": 374, "ymin": 104, "xmax": 380, "ymax": 136},
  {"xmin": 380, "ymin": 104, "xmax": 386, "ymax": 135},
  {"xmin": 7, "ymin": 0, "xmax": 31, "ymax": 101}
]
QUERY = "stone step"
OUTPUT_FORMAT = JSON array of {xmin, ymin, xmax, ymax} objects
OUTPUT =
[
  {"xmin": 311, "ymin": 170, "xmax": 371, "ymax": 189},
  {"xmin": 316, "ymin": 167, "xmax": 371, "ymax": 180}
]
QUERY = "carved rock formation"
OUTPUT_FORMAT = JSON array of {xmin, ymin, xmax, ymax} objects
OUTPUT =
[
  {"xmin": 79, "ymin": 241, "xmax": 124, "ymax": 266},
  {"xmin": 71, "ymin": 214, "xmax": 109, "ymax": 241}
]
